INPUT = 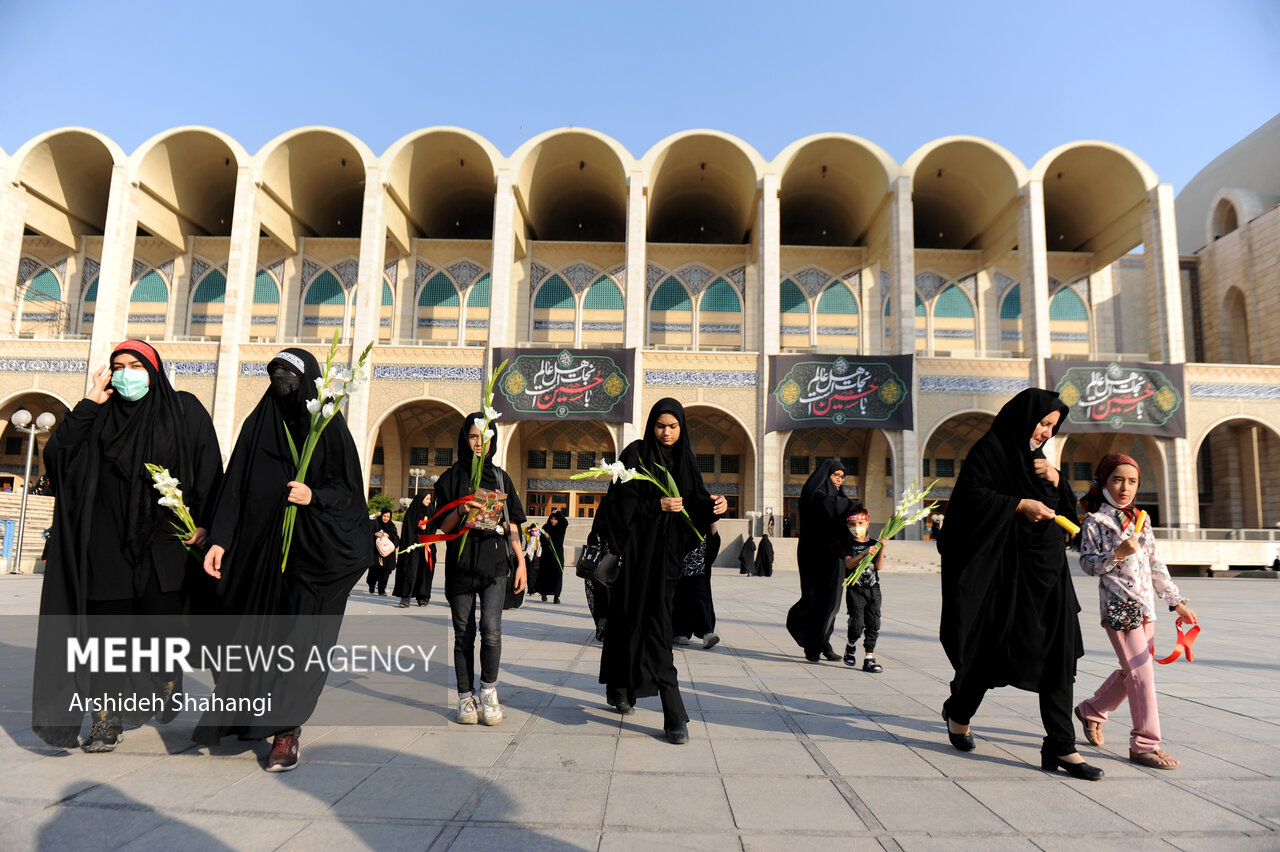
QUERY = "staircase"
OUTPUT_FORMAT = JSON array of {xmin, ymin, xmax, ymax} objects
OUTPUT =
[{"xmin": 0, "ymin": 493, "xmax": 55, "ymax": 573}]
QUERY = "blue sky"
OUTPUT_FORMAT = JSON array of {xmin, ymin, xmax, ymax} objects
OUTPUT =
[{"xmin": 1, "ymin": 0, "xmax": 1276, "ymax": 191}]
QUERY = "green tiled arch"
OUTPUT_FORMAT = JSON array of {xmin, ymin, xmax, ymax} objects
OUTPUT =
[
  {"xmin": 1050, "ymin": 287, "xmax": 1088, "ymax": 321},
  {"xmin": 583, "ymin": 276, "xmax": 623, "ymax": 310},
  {"xmin": 468, "ymin": 273, "xmax": 492, "ymax": 308},
  {"xmin": 534, "ymin": 274, "xmax": 574, "ymax": 310},
  {"xmin": 25, "ymin": 269, "xmax": 61, "ymax": 302},
  {"xmin": 418, "ymin": 272, "xmax": 459, "ymax": 307},
  {"xmin": 304, "ymin": 271, "xmax": 344, "ymax": 306},
  {"xmin": 131, "ymin": 270, "xmax": 169, "ymax": 303},
  {"xmin": 700, "ymin": 278, "xmax": 740, "ymax": 312},
  {"xmin": 934, "ymin": 285, "xmax": 974, "ymax": 318},
  {"xmin": 816, "ymin": 282, "xmax": 857, "ymax": 315},
  {"xmin": 192, "ymin": 270, "xmax": 227, "ymax": 304},
  {"xmin": 780, "ymin": 279, "xmax": 807, "ymax": 314},
  {"xmin": 650, "ymin": 277, "xmax": 691, "ymax": 312},
  {"xmin": 1001, "ymin": 285, "xmax": 1022, "ymax": 320},
  {"xmin": 254, "ymin": 270, "xmax": 280, "ymax": 304}
]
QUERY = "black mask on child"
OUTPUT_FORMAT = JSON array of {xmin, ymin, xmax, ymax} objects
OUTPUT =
[{"xmin": 268, "ymin": 367, "xmax": 301, "ymax": 398}]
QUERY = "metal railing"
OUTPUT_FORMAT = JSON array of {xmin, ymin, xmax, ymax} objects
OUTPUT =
[{"xmin": 1153, "ymin": 527, "xmax": 1280, "ymax": 542}]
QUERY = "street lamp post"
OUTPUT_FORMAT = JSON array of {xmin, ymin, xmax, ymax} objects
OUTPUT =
[
  {"xmin": 9, "ymin": 409, "xmax": 56, "ymax": 574},
  {"xmin": 409, "ymin": 467, "xmax": 425, "ymax": 494}
]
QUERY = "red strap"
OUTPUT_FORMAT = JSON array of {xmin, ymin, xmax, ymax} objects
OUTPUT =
[
  {"xmin": 1155, "ymin": 616, "xmax": 1200, "ymax": 665},
  {"xmin": 406, "ymin": 493, "xmax": 476, "ymax": 546}
]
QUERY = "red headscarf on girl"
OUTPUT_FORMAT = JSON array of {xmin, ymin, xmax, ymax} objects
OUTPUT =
[
  {"xmin": 112, "ymin": 339, "xmax": 161, "ymax": 372},
  {"xmin": 1079, "ymin": 452, "xmax": 1140, "ymax": 529}
]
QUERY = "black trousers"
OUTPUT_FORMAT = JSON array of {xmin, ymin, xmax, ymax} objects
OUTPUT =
[
  {"xmin": 845, "ymin": 584, "xmax": 881, "ymax": 652},
  {"xmin": 86, "ymin": 581, "xmax": 184, "ymax": 719},
  {"xmin": 945, "ymin": 675, "xmax": 1077, "ymax": 757}
]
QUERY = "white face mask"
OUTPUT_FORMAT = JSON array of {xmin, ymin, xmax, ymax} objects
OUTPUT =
[{"xmin": 1029, "ymin": 437, "xmax": 1044, "ymax": 452}]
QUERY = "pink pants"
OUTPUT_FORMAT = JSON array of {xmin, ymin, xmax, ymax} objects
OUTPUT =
[{"xmin": 1079, "ymin": 620, "xmax": 1161, "ymax": 754}]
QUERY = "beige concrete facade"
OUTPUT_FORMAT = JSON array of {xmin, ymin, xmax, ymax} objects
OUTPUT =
[{"xmin": 2, "ymin": 125, "xmax": 1278, "ymax": 542}]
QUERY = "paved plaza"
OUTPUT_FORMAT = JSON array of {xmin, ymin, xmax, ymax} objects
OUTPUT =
[{"xmin": 1, "ymin": 561, "xmax": 1278, "ymax": 851}]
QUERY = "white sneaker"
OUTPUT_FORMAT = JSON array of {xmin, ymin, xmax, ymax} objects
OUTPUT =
[
  {"xmin": 457, "ymin": 694, "xmax": 478, "ymax": 725},
  {"xmin": 702, "ymin": 632, "xmax": 720, "ymax": 649},
  {"xmin": 673, "ymin": 635, "xmax": 692, "ymax": 645},
  {"xmin": 479, "ymin": 689, "xmax": 503, "ymax": 726}
]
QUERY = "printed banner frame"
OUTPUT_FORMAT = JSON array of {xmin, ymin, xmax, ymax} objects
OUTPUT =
[
  {"xmin": 492, "ymin": 348, "xmax": 635, "ymax": 422},
  {"xmin": 1046, "ymin": 359, "xmax": 1186, "ymax": 438},
  {"xmin": 767, "ymin": 354, "xmax": 913, "ymax": 432}
]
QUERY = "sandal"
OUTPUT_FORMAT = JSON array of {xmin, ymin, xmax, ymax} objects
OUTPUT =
[
  {"xmin": 1130, "ymin": 749, "xmax": 1179, "ymax": 770},
  {"xmin": 1074, "ymin": 704, "xmax": 1103, "ymax": 747}
]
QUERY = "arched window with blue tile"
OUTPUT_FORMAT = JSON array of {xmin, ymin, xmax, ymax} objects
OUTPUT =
[
  {"xmin": 416, "ymin": 270, "xmax": 460, "ymax": 343},
  {"xmin": 380, "ymin": 277, "xmax": 395, "ymax": 342},
  {"xmin": 532, "ymin": 273, "xmax": 576, "ymax": 345},
  {"xmin": 931, "ymin": 284, "xmax": 976, "ymax": 355},
  {"xmin": 464, "ymin": 272, "xmax": 491, "ymax": 346},
  {"xmin": 127, "ymin": 268, "xmax": 170, "ymax": 340},
  {"xmin": 999, "ymin": 283, "xmax": 1023, "ymax": 354},
  {"xmin": 251, "ymin": 269, "xmax": 280, "ymax": 336},
  {"xmin": 649, "ymin": 276, "xmax": 692, "ymax": 347},
  {"xmin": 300, "ymin": 269, "xmax": 347, "ymax": 341},
  {"xmin": 581, "ymin": 274, "xmax": 623, "ymax": 346},
  {"xmin": 698, "ymin": 277, "xmax": 742, "ymax": 349},
  {"xmin": 81, "ymin": 275, "xmax": 99, "ymax": 336},
  {"xmin": 780, "ymin": 278, "xmax": 810, "ymax": 349},
  {"xmin": 815, "ymin": 279, "xmax": 859, "ymax": 349},
  {"xmin": 17, "ymin": 266, "xmax": 64, "ymax": 337},
  {"xmin": 1049, "ymin": 284, "xmax": 1090, "ymax": 356},
  {"xmin": 189, "ymin": 267, "xmax": 227, "ymax": 339}
]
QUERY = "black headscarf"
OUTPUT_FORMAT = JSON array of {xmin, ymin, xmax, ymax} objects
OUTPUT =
[
  {"xmin": 636, "ymin": 397, "xmax": 710, "ymax": 508},
  {"xmin": 938, "ymin": 388, "xmax": 1082, "ymax": 693},
  {"xmin": 456, "ymin": 410, "xmax": 500, "ymax": 489},
  {"xmin": 787, "ymin": 457, "xmax": 856, "ymax": 653},
  {"xmin": 801, "ymin": 458, "xmax": 845, "ymax": 503}
]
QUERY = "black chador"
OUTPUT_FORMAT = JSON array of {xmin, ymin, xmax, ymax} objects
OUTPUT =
[
  {"xmin": 533, "ymin": 509, "xmax": 568, "ymax": 599},
  {"xmin": 393, "ymin": 491, "xmax": 436, "ymax": 604},
  {"xmin": 786, "ymin": 459, "xmax": 856, "ymax": 660},
  {"xmin": 33, "ymin": 340, "xmax": 222, "ymax": 748},
  {"xmin": 192, "ymin": 348, "xmax": 374, "ymax": 744},
  {"xmin": 597, "ymin": 399, "xmax": 716, "ymax": 730}
]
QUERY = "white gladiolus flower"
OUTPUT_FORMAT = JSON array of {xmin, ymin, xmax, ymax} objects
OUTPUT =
[
  {"xmin": 484, "ymin": 405, "xmax": 500, "ymax": 421},
  {"xmin": 322, "ymin": 401, "xmax": 336, "ymax": 419},
  {"xmin": 482, "ymin": 427, "xmax": 494, "ymax": 442},
  {"xmin": 473, "ymin": 417, "xmax": 487, "ymax": 434},
  {"xmin": 306, "ymin": 398, "xmax": 321, "ymax": 415}
]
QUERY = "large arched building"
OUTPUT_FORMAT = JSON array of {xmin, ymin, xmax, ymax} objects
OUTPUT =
[{"xmin": 1, "ymin": 123, "xmax": 1276, "ymax": 537}]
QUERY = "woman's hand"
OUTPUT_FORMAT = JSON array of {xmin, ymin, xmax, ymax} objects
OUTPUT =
[
  {"xmin": 513, "ymin": 562, "xmax": 527, "ymax": 594},
  {"xmin": 185, "ymin": 527, "xmax": 208, "ymax": 548},
  {"xmin": 286, "ymin": 481, "xmax": 312, "ymax": 506},
  {"xmin": 660, "ymin": 496, "xmax": 684, "ymax": 513},
  {"xmin": 1032, "ymin": 459, "xmax": 1060, "ymax": 488},
  {"xmin": 1113, "ymin": 535, "xmax": 1140, "ymax": 560},
  {"xmin": 1016, "ymin": 499, "xmax": 1056, "ymax": 522},
  {"xmin": 87, "ymin": 366, "xmax": 113, "ymax": 404},
  {"xmin": 1174, "ymin": 601, "xmax": 1197, "ymax": 623},
  {"xmin": 711, "ymin": 494, "xmax": 728, "ymax": 515},
  {"xmin": 203, "ymin": 544, "xmax": 225, "ymax": 579}
]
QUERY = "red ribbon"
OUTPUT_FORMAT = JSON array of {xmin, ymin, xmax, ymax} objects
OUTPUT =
[
  {"xmin": 1155, "ymin": 616, "xmax": 1200, "ymax": 665},
  {"xmin": 411, "ymin": 493, "xmax": 476, "ymax": 545}
]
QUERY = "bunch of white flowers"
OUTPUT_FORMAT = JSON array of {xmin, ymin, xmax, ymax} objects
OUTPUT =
[{"xmin": 145, "ymin": 463, "xmax": 200, "ymax": 554}]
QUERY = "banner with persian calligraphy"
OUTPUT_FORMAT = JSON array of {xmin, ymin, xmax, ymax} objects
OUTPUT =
[
  {"xmin": 492, "ymin": 348, "xmax": 634, "ymax": 422},
  {"xmin": 767, "ymin": 355, "xmax": 913, "ymax": 432},
  {"xmin": 1046, "ymin": 359, "xmax": 1186, "ymax": 437}
]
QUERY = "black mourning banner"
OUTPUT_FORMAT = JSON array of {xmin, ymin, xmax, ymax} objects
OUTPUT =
[
  {"xmin": 767, "ymin": 354, "xmax": 913, "ymax": 432},
  {"xmin": 1046, "ymin": 359, "xmax": 1186, "ymax": 438},
  {"xmin": 492, "ymin": 348, "xmax": 635, "ymax": 422}
]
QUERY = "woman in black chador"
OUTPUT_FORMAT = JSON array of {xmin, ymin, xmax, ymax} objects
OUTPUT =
[
  {"xmin": 32, "ymin": 340, "xmax": 222, "ymax": 752},
  {"xmin": 432, "ymin": 414, "xmax": 528, "ymax": 727},
  {"xmin": 394, "ymin": 491, "xmax": 436, "ymax": 607},
  {"xmin": 597, "ymin": 398, "xmax": 727, "ymax": 744},
  {"xmin": 786, "ymin": 459, "xmax": 857, "ymax": 662},
  {"xmin": 366, "ymin": 508, "xmax": 399, "ymax": 595},
  {"xmin": 938, "ymin": 388, "xmax": 1102, "ymax": 781},
  {"xmin": 535, "ymin": 509, "xmax": 568, "ymax": 602},
  {"xmin": 193, "ymin": 349, "xmax": 374, "ymax": 772}
]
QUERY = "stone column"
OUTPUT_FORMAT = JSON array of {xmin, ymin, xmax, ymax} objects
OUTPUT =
[
  {"xmin": 210, "ymin": 167, "xmax": 262, "ymax": 457},
  {"xmin": 346, "ymin": 168, "xmax": 389, "ymax": 474},
  {"xmin": 166, "ymin": 248, "xmax": 190, "ymax": 339},
  {"xmin": 861, "ymin": 262, "xmax": 878, "ymax": 355},
  {"xmin": 622, "ymin": 172, "xmax": 647, "ymax": 448},
  {"xmin": 0, "ymin": 183, "xmax": 28, "ymax": 336},
  {"xmin": 1089, "ymin": 264, "xmax": 1117, "ymax": 358},
  {"xmin": 975, "ymin": 268, "xmax": 994, "ymax": 355},
  {"xmin": 488, "ymin": 170, "xmax": 518, "ymax": 350},
  {"xmin": 1018, "ymin": 180, "xmax": 1052, "ymax": 389},
  {"xmin": 758, "ymin": 173, "xmax": 782, "ymax": 520},
  {"xmin": 889, "ymin": 175, "xmax": 920, "ymax": 536},
  {"xmin": 86, "ymin": 166, "xmax": 139, "ymax": 390},
  {"xmin": 1236, "ymin": 423, "xmax": 1264, "ymax": 529}
]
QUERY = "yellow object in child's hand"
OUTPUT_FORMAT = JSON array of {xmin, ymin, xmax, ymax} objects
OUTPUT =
[
  {"xmin": 1054, "ymin": 515, "xmax": 1080, "ymax": 535},
  {"xmin": 1135, "ymin": 510, "xmax": 1148, "ymax": 534}
]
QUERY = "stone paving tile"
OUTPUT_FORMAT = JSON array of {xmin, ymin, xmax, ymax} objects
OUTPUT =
[
  {"xmin": 72, "ymin": 757, "xmax": 260, "ymax": 810},
  {"xmin": 1073, "ymin": 777, "xmax": 1265, "ymax": 833},
  {"xmin": 723, "ymin": 776, "xmax": 867, "ymax": 832},
  {"xmin": 598, "ymin": 829, "xmax": 743, "ymax": 851},
  {"xmin": 198, "ymin": 761, "xmax": 381, "ymax": 818},
  {"xmin": 848, "ymin": 778, "xmax": 1011, "ymax": 833},
  {"xmin": 614, "ymin": 733, "xmax": 718, "ymax": 773},
  {"xmin": 709, "ymin": 738, "xmax": 824, "ymax": 776},
  {"xmin": 506, "ymin": 732, "xmax": 617, "ymax": 772},
  {"xmin": 603, "ymin": 773, "xmax": 735, "ymax": 829},
  {"xmin": 118, "ymin": 811, "xmax": 311, "ymax": 850},
  {"xmin": 388, "ymin": 728, "xmax": 516, "ymax": 769},
  {"xmin": 277, "ymin": 820, "xmax": 440, "ymax": 851},
  {"xmin": 816, "ymin": 740, "xmax": 946, "ymax": 778},
  {"xmin": 894, "ymin": 837, "xmax": 1038, "ymax": 852},
  {"xmin": 1164, "ymin": 834, "xmax": 1280, "ymax": 851},
  {"xmin": 1181, "ymin": 778, "xmax": 1280, "ymax": 828},
  {"xmin": 330, "ymin": 766, "xmax": 483, "ymax": 821},
  {"xmin": 472, "ymin": 767, "xmax": 610, "ymax": 826},
  {"xmin": 449, "ymin": 825, "xmax": 599, "ymax": 850},
  {"xmin": 790, "ymin": 712, "xmax": 896, "ymax": 741},
  {"xmin": 0, "ymin": 805, "xmax": 171, "ymax": 852},
  {"xmin": 959, "ymin": 778, "xmax": 1143, "ymax": 833}
]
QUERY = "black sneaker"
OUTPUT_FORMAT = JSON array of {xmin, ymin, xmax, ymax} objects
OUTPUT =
[
  {"xmin": 862, "ymin": 657, "xmax": 883, "ymax": 673},
  {"xmin": 843, "ymin": 645, "xmax": 858, "ymax": 667},
  {"xmin": 83, "ymin": 715, "xmax": 122, "ymax": 753}
]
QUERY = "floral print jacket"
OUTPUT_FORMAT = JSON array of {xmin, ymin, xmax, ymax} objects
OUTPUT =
[{"xmin": 1080, "ymin": 504, "xmax": 1186, "ymax": 623}]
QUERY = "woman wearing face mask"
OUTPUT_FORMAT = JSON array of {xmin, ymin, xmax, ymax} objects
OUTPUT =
[
  {"xmin": 596, "ymin": 398, "xmax": 728, "ymax": 744},
  {"xmin": 938, "ymin": 388, "xmax": 1103, "ymax": 780},
  {"xmin": 432, "ymin": 414, "xmax": 528, "ymax": 727},
  {"xmin": 33, "ymin": 340, "xmax": 222, "ymax": 752},
  {"xmin": 786, "ymin": 459, "xmax": 858, "ymax": 662},
  {"xmin": 193, "ymin": 349, "xmax": 375, "ymax": 772}
]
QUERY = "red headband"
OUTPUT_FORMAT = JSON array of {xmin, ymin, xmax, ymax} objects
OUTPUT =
[{"xmin": 113, "ymin": 339, "xmax": 160, "ymax": 372}]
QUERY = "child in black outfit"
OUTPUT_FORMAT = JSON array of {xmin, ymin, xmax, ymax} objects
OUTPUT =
[{"xmin": 842, "ymin": 506, "xmax": 885, "ymax": 672}]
